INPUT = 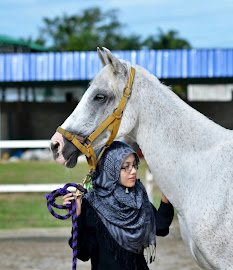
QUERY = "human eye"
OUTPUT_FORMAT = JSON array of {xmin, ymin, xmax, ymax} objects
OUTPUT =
[
  {"xmin": 133, "ymin": 163, "xmax": 139, "ymax": 169},
  {"xmin": 124, "ymin": 165, "xmax": 130, "ymax": 170}
]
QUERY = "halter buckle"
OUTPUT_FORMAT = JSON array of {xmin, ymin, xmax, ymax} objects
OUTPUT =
[
  {"xmin": 123, "ymin": 91, "xmax": 131, "ymax": 98},
  {"xmin": 123, "ymin": 86, "xmax": 132, "ymax": 98},
  {"xmin": 84, "ymin": 143, "xmax": 90, "ymax": 153},
  {"xmin": 113, "ymin": 108, "xmax": 123, "ymax": 116}
]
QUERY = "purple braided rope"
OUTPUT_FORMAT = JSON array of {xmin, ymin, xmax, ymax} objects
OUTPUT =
[{"xmin": 45, "ymin": 183, "xmax": 87, "ymax": 270}]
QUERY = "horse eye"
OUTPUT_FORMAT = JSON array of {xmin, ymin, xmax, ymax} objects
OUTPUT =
[{"xmin": 94, "ymin": 94, "xmax": 106, "ymax": 102}]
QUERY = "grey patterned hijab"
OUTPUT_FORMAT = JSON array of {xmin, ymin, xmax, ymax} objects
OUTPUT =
[{"xmin": 84, "ymin": 141, "xmax": 156, "ymax": 254}]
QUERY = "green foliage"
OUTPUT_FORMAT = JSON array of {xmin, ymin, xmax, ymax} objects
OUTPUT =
[
  {"xmin": 37, "ymin": 7, "xmax": 142, "ymax": 51},
  {"xmin": 143, "ymin": 28, "xmax": 191, "ymax": 49},
  {"xmin": 30, "ymin": 7, "xmax": 191, "ymax": 51}
]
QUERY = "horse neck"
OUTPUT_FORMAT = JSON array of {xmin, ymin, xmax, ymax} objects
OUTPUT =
[{"xmin": 131, "ymin": 68, "xmax": 230, "ymax": 211}]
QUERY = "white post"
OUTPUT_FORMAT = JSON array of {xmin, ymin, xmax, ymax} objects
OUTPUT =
[{"xmin": 145, "ymin": 168, "xmax": 154, "ymax": 203}]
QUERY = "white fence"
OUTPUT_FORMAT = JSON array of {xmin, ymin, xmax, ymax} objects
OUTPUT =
[
  {"xmin": 0, "ymin": 140, "xmax": 88, "ymax": 193},
  {"xmin": 0, "ymin": 140, "xmax": 50, "ymax": 149},
  {"xmin": 0, "ymin": 184, "xmax": 76, "ymax": 193},
  {"xmin": 0, "ymin": 140, "xmax": 51, "ymax": 193}
]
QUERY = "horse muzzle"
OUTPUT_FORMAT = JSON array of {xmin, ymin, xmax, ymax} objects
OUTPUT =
[{"xmin": 50, "ymin": 131, "xmax": 84, "ymax": 168}]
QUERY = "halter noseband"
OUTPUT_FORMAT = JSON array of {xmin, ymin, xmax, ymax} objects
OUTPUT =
[{"xmin": 56, "ymin": 67, "xmax": 135, "ymax": 173}]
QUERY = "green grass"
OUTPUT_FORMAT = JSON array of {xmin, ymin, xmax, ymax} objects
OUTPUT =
[
  {"xmin": 0, "ymin": 161, "xmax": 89, "ymax": 184},
  {"xmin": 0, "ymin": 192, "xmax": 72, "ymax": 229},
  {"xmin": 0, "ymin": 159, "xmax": 172, "ymax": 230}
]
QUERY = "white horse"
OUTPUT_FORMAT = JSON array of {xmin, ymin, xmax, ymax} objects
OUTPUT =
[{"xmin": 51, "ymin": 48, "xmax": 233, "ymax": 270}]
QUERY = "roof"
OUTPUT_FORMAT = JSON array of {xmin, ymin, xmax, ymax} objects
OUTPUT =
[
  {"xmin": 0, "ymin": 49, "xmax": 232, "ymax": 84},
  {"xmin": 0, "ymin": 34, "xmax": 49, "ymax": 52}
]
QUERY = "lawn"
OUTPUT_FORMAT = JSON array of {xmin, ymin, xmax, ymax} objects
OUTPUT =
[
  {"xmin": 0, "ymin": 160, "xmax": 90, "ymax": 184},
  {"xmin": 0, "ymin": 159, "xmax": 166, "ymax": 230}
]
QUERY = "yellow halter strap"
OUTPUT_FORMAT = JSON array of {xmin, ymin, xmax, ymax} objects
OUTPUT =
[{"xmin": 56, "ymin": 67, "xmax": 135, "ymax": 172}]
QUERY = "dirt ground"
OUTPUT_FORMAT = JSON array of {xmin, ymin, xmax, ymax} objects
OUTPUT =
[{"xmin": 0, "ymin": 220, "xmax": 201, "ymax": 270}]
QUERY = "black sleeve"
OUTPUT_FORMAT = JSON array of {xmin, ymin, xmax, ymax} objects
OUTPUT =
[
  {"xmin": 152, "ymin": 201, "xmax": 174, "ymax": 237},
  {"xmin": 69, "ymin": 199, "xmax": 98, "ymax": 262}
]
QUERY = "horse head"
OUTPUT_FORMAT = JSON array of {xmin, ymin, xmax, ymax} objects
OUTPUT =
[{"xmin": 50, "ymin": 48, "xmax": 139, "ymax": 168}]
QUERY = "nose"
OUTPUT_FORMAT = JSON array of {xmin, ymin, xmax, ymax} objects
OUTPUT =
[
  {"xmin": 50, "ymin": 132, "xmax": 65, "ymax": 157},
  {"xmin": 50, "ymin": 142, "xmax": 59, "ymax": 159},
  {"xmin": 51, "ymin": 141, "xmax": 59, "ymax": 152},
  {"xmin": 131, "ymin": 166, "xmax": 137, "ymax": 174}
]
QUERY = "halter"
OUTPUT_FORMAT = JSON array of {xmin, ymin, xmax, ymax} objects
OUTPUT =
[{"xmin": 56, "ymin": 67, "xmax": 135, "ymax": 173}]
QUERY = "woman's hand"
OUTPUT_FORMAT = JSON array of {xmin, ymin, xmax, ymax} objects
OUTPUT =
[
  {"xmin": 161, "ymin": 193, "xmax": 170, "ymax": 204},
  {"xmin": 62, "ymin": 192, "xmax": 82, "ymax": 217}
]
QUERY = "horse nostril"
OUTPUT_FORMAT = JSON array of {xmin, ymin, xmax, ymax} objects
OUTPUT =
[
  {"xmin": 50, "ymin": 142, "xmax": 60, "ymax": 160},
  {"xmin": 51, "ymin": 142, "xmax": 59, "ymax": 152}
]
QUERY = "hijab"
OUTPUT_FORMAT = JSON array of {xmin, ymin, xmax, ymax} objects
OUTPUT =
[{"xmin": 84, "ymin": 141, "xmax": 156, "ymax": 255}]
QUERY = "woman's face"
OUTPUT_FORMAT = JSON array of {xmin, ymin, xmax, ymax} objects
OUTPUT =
[{"xmin": 120, "ymin": 153, "xmax": 138, "ymax": 188}]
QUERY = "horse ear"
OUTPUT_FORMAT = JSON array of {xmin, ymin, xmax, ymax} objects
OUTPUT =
[
  {"xmin": 102, "ymin": 47, "xmax": 126, "ymax": 74},
  {"xmin": 97, "ymin": 47, "xmax": 107, "ymax": 67}
]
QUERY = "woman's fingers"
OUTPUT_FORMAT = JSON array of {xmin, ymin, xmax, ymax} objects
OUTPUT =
[
  {"xmin": 63, "ymin": 193, "xmax": 73, "ymax": 199},
  {"xmin": 75, "ymin": 197, "xmax": 82, "ymax": 217},
  {"xmin": 62, "ymin": 192, "xmax": 82, "ymax": 215},
  {"xmin": 62, "ymin": 192, "xmax": 82, "ymax": 206},
  {"xmin": 161, "ymin": 193, "xmax": 170, "ymax": 204},
  {"xmin": 63, "ymin": 193, "xmax": 73, "ymax": 202},
  {"xmin": 63, "ymin": 193, "xmax": 74, "ymax": 205},
  {"xmin": 73, "ymin": 189, "xmax": 82, "ymax": 196}
]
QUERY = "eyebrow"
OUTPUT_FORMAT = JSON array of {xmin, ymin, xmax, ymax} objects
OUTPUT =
[{"xmin": 122, "ymin": 160, "xmax": 137, "ymax": 166}]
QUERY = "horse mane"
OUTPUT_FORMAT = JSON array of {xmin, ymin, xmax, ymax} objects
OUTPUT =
[{"xmin": 135, "ymin": 64, "xmax": 173, "ymax": 92}]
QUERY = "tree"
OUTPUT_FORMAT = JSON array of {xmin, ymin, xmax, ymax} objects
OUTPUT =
[
  {"xmin": 30, "ymin": 8, "xmax": 191, "ymax": 51},
  {"xmin": 35, "ymin": 7, "xmax": 142, "ymax": 51},
  {"xmin": 143, "ymin": 28, "xmax": 191, "ymax": 49}
]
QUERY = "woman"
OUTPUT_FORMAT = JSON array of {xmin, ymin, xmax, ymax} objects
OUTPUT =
[{"xmin": 63, "ymin": 141, "xmax": 174, "ymax": 270}]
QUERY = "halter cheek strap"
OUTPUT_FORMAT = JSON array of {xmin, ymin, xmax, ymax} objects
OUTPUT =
[{"xmin": 57, "ymin": 67, "xmax": 135, "ymax": 172}]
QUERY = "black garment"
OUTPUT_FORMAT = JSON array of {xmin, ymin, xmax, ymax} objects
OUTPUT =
[{"xmin": 69, "ymin": 198, "xmax": 174, "ymax": 270}]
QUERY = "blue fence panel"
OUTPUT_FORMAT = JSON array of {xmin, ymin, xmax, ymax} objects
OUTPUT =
[
  {"xmin": 0, "ymin": 54, "xmax": 4, "ymax": 81},
  {"xmin": 0, "ymin": 49, "xmax": 233, "ymax": 82},
  {"xmin": 22, "ymin": 54, "xmax": 30, "ymax": 81},
  {"xmin": 61, "ymin": 52, "xmax": 73, "ymax": 81}
]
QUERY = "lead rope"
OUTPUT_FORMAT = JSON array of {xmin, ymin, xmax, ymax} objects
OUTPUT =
[{"xmin": 45, "ymin": 183, "xmax": 87, "ymax": 270}]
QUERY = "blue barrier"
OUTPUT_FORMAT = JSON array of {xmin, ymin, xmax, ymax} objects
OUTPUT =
[{"xmin": 0, "ymin": 49, "xmax": 232, "ymax": 82}]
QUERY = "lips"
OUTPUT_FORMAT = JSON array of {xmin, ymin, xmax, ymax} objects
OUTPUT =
[{"xmin": 129, "ymin": 177, "xmax": 136, "ymax": 181}]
